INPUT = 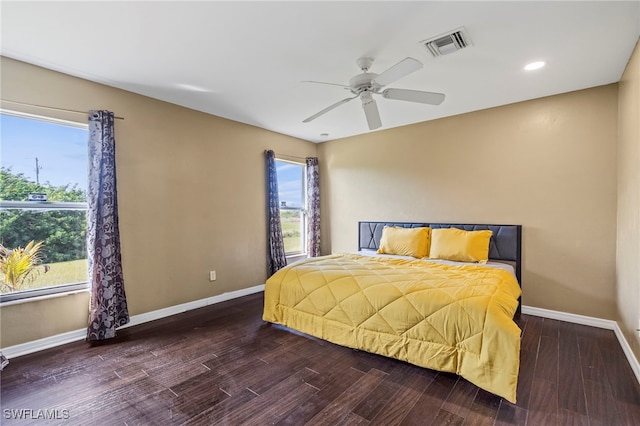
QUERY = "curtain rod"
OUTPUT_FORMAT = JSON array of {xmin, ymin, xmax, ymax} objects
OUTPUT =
[
  {"xmin": 0, "ymin": 99, "xmax": 125, "ymax": 120},
  {"xmin": 265, "ymin": 150, "xmax": 308, "ymax": 161}
]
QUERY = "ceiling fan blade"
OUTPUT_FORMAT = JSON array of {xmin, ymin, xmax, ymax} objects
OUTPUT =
[
  {"xmin": 382, "ymin": 88, "xmax": 445, "ymax": 105},
  {"xmin": 301, "ymin": 80, "xmax": 351, "ymax": 90},
  {"xmin": 373, "ymin": 57, "xmax": 423, "ymax": 87},
  {"xmin": 362, "ymin": 97, "xmax": 382, "ymax": 130},
  {"xmin": 302, "ymin": 95, "xmax": 357, "ymax": 123}
]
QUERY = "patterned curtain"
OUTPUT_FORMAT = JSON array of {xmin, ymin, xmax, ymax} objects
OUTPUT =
[
  {"xmin": 306, "ymin": 157, "xmax": 320, "ymax": 257},
  {"xmin": 265, "ymin": 150, "xmax": 287, "ymax": 275},
  {"xmin": 86, "ymin": 110, "xmax": 129, "ymax": 341}
]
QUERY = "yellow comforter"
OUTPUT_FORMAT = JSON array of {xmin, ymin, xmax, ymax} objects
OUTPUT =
[{"xmin": 263, "ymin": 253, "xmax": 522, "ymax": 403}]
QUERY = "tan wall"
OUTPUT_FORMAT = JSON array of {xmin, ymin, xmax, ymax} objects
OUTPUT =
[
  {"xmin": 617, "ymin": 38, "xmax": 640, "ymax": 361},
  {"xmin": 318, "ymin": 84, "xmax": 619, "ymax": 320},
  {"xmin": 0, "ymin": 57, "xmax": 317, "ymax": 348}
]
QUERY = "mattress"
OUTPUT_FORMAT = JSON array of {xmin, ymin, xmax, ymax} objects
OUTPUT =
[{"xmin": 263, "ymin": 253, "xmax": 522, "ymax": 402}]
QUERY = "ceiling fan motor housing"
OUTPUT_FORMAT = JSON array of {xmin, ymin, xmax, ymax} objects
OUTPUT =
[{"xmin": 349, "ymin": 72, "xmax": 380, "ymax": 95}]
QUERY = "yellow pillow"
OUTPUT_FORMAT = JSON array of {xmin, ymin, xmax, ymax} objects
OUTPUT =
[
  {"xmin": 377, "ymin": 226, "xmax": 431, "ymax": 258},
  {"xmin": 429, "ymin": 228, "xmax": 492, "ymax": 263}
]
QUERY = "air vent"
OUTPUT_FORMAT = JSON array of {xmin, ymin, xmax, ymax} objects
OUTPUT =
[{"xmin": 420, "ymin": 27, "xmax": 471, "ymax": 57}]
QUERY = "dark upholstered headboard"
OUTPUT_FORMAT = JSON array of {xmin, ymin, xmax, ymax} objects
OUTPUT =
[{"xmin": 358, "ymin": 221, "xmax": 523, "ymax": 285}]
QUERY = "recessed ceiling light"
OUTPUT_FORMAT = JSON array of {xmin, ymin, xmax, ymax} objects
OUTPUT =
[{"xmin": 524, "ymin": 61, "xmax": 545, "ymax": 71}]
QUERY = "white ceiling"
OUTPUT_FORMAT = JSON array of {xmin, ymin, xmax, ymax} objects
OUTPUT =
[{"xmin": 1, "ymin": 1, "xmax": 639, "ymax": 143}]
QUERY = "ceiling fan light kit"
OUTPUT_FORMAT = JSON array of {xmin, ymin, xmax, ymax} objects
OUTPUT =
[
  {"xmin": 360, "ymin": 91, "xmax": 382, "ymax": 130},
  {"xmin": 303, "ymin": 56, "xmax": 446, "ymax": 131}
]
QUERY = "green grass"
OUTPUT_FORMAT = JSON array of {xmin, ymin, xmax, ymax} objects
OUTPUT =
[
  {"xmin": 284, "ymin": 237, "xmax": 301, "ymax": 253},
  {"xmin": 11, "ymin": 259, "xmax": 88, "ymax": 292},
  {"xmin": 281, "ymin": 220, "xmax": 302, "ymax": 253}
]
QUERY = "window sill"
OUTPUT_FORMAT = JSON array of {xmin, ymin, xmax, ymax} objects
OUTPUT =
[
  {"xmin": 286, "ymin": 253, "xmax": 308, "ymax": 264},
  {"xmin": 0, "ymin": 285, "xmax": 90, "ymax": 307}
]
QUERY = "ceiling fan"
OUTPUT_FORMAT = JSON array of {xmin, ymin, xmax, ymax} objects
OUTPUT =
[{"xmin": 302, "ymin": 57, "xmax": 445, "ymax": 130}]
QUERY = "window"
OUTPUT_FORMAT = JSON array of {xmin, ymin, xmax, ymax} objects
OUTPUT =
[
  {"xmin": 275, "ymin": 159, "xmax": 306, "ymax": 256},
  {"xmin": 0, "ymin": 111, "xmax": 89, "ymax": 303}
]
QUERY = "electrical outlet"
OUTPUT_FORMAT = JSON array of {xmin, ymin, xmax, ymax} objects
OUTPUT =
[{"xmin": 209, "ymin": 270, "xmax": 216, "ymax": 282}]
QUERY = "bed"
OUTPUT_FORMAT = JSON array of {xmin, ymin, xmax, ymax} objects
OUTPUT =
[{"xmin": 263, "ymin": 222, "xmax": 523, "ymax": 402}]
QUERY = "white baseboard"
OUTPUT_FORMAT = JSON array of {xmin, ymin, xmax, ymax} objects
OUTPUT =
[
  {"xmin": 1, "ymin": 284, "xmax": 265, "ymax": 360},
  {"xmin": 121, "ymin": 284, "xmax": 265, "ymax": 329},
  {"xmin": 521, "ymin": 305, "xmax": 617, "ymax": 329},
  {"xmin": 522, "ymin": 305, "xmax": 640, "ymax": 385},
  {"xmin": 1, "ymin": 328, "xmax": 88, "ymax": 360}
]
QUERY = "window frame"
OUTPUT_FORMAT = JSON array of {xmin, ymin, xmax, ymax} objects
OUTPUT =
[
  {"xmin": 275, "ymin": 158, "xmax": 307, "ymax": 258},
  {"xmin": 0, "ymin": 110, "xmax": 90, "ymax": 304}
]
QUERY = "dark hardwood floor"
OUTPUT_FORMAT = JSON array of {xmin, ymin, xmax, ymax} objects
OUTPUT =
[{"xmin": 1, "ymin": 292, "xmax": 640, "ymax": 425}]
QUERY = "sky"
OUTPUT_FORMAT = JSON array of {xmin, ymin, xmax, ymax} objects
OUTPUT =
[
  {"xmin": 276, "ymin": 161, "xmax": 304, "ymax": 208},
  {"xmin": 0, "ymin": 113, "xmax": 88, "ymax": 191}
]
